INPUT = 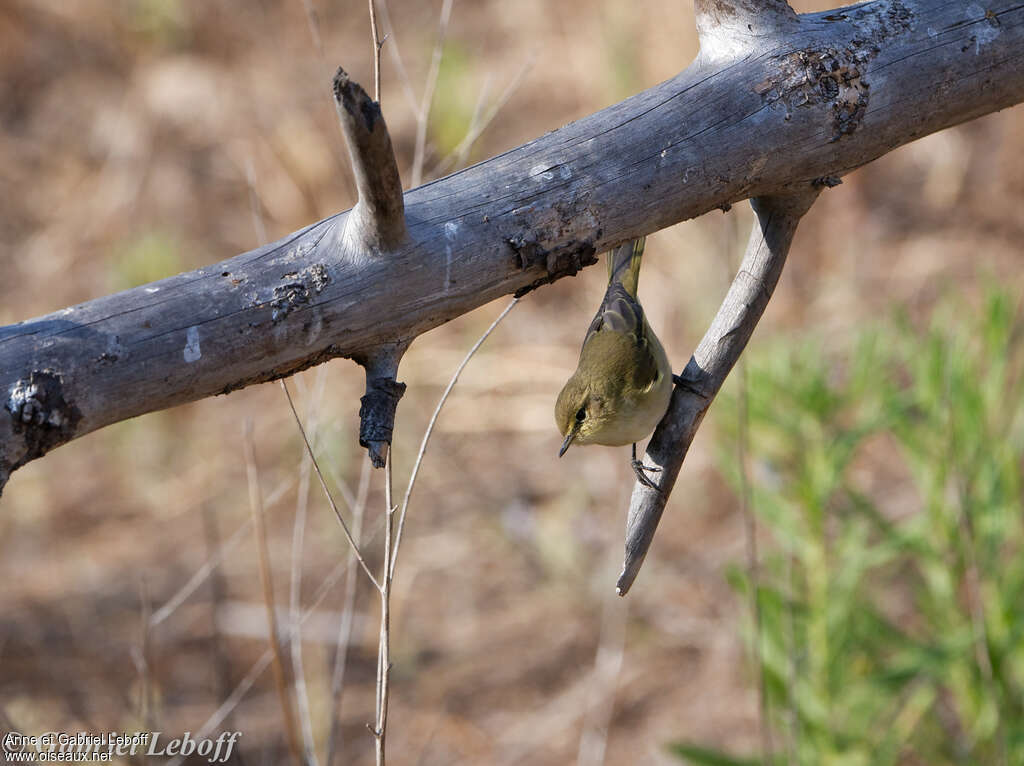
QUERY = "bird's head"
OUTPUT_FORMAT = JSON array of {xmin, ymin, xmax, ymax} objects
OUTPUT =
[{"xmin": 554, "ymin": 374, "xmax": 612, "ymax": 457}]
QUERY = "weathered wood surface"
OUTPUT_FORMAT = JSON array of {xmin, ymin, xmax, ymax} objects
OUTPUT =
[{"xmin": 2, "ymin": 0, "xmax": 1024, "ymax": 492}]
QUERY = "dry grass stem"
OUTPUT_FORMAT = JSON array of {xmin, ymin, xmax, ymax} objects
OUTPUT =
[
  {"xmin": 287, "ymin": 370, "xmax": 328, "ymax": 766},
  {"xmin": 326, "ymin": 458, "xmax": 372, "ymax": 766},
  {"xmin": 282, "ymin": 379, "xmax": 381, "ymax": 590},
  {"xmin": 243, "ymin": 420, "xmax": 304, "ymax": 766},
  {"xmin": 368, "ymin": 0, "xmax": 383, "ymax": 102},
  {"xmin": 375, "ymin": 0, "xmax": 419, "ymax": 116},
  {"xmin": 374, "ymin": 448, "xmax": 397, "ymax": 765},
  {"xmin": 410, "ymin": 0, "xmax": 454, "ymax": 187}
]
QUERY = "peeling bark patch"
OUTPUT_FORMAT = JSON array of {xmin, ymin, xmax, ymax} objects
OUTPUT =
[
  {"xmin": 510, "ymin": 236, "xmax": 598, "ymax": 298},
  {"xmin": 5, "ymin": 370, "xmax": 82, "ymax": 461},
  {"xmin": 270, "ymin": 263, "xmax": 331, "ymax": 322},
  {"xmin": 966, "ymin": 3, "xmax": 1002, "ymax": 53},
  {"xmin": 758, "ymin": 47, "xmax": 871, "ymax": 141},
  {"xmin": 184, "ymin": 326, "xmax": 202, "ymax": 362},
  {"xmin": 756, "ymin": 1, "xmax": 914, "ymax": 141}
]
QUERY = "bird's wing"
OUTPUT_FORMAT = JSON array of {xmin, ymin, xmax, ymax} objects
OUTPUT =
[{"xmin": 583, "ymin": 282, "xmax": 662, "ymax": 392}]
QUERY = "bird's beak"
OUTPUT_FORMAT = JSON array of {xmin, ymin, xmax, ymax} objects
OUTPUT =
[{"xmin": 558, "ymin": 428, "xmax": 577, "ymax": 458}]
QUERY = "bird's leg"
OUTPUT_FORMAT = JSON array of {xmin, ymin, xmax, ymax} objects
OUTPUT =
[{"xmin": 631, "ymin": 443, "xmax": 661, "ymax": 490}]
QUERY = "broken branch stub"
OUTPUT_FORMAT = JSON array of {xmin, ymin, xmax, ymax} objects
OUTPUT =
[
  {"xmin": 333, "ymin": 68, "xmax": 407, "ymax": 253},
  {"xmin": 616, "ymin": 190, "xmax": 820, "ymax": 596},
  {"xmin": 333, "ymin": 68, "xmax": 410, "ymax": 466}
]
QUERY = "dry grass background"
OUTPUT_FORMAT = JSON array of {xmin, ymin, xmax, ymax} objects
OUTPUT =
[{"xmin": 1, "ymin": 0, "xmax": 1023, "ymax": 764}]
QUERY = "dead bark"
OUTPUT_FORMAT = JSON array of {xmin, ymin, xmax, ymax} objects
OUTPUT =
[{"xmin": 2, "ymin": 0, "xmax": 1023, "ymax": 495}]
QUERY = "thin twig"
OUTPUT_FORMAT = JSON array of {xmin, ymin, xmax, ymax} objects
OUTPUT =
[
  {"xmin": 376, "ymin": 0, "xmax": 420, "ymax": 116},
  {"xmin": 375, "ymin": 448, "xmax": 397, "ymax": 766},
  {"xmin": 326, "ymin": 458, "xmax": 372, "ymax": 766},
  {"xmin": 410, "ymin": 0, "xmax": 454, "ymax": 187},
  {"xmin": 369, "ymin": 0, "xmax": 383, "ymax": 102},
  {"xmin": 200, "ymin": 502, "xmax": 239, "ymax": 729},
  {"xmin": 283, "ymin": 379, "xmax": 381, "ymax": 590},
  {"xmin": 391, "ymin": 298, "xmax": 519, "ymax": 579},
  {"xmin": 243, "ymin": 420, "xmax": 304, "ymax": 766},
  {"xmin": 286, "ymin": 371, "xmax": 328, "ymax": 766},
  {"xmin": 134, "ymin": 577, "xmax": 154, "ymax": 731}
]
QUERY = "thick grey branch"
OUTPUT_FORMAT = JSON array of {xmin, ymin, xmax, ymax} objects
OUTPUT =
[
  {"xmin": 2, "ymin": 0, "xmax": 1024, "ymax": 494},
  {"xmin": 616, "ymin": 191, "xmax": 819, "ymax": 596}
]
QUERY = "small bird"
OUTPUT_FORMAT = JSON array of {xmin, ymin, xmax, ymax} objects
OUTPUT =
[{"xmin": 555, "ymin": 237, "xmax": 674, "ymax": 489}]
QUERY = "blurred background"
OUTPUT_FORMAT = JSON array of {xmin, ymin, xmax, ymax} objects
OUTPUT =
[{"xmin": 1, "ymin": 0, "xmax": 1023, "ymax": 764}]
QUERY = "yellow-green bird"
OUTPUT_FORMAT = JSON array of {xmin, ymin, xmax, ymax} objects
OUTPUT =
[{"xmin": 554, "ymin": 237, "xmax": 674, "ymax": 488}]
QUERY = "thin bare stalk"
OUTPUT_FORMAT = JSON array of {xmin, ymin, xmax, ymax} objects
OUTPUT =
[
  {"xmin": 410, "ymin": 0, "xmax": 454, "ymax": 187},
  {"xmin": 391, "ymin": 298, "xmax": 519, "ymax": 579},
  {"xmin": 286, "ymin": 370, "xmax": 328, "ymax": 766},
  {"xmin": 369, "ymin": 0, "xmax": 383, "ymax": 102},
  {"xmin": 374, "ymin": 449, "xmax": 397, "ymax": 766},
  {"xmin": 243, "ymin": 420, "xmax": 304, "ymax": 766},
  {"xmin": 134, "ymin": 577, "xmax": 154, "ymax": 730},
  {"xmin": 376, "ymin": 0, "xmax": 419, "ymax": 116},
  {"xmin": 283, "ymin": 379, "xmax": 380, "ymax": 590},
  {"xmin": 200, "ymin": 503, "xmax": 238, "ymax": 729},
  {"xmin": 244, "ymin": 159, "xmax": 269, "ymax": 246},
  {"xmin": 326, "ymin": 458, "xmax": 372, "ymax": 766}
]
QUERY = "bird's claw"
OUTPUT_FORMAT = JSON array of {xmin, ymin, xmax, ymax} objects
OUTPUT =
[{"xmin": 631, "ymin": 459, "xmax": 662, "ymax": 490}]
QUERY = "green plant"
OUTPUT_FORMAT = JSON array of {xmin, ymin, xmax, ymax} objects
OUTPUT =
[{"xmin": 673, "ymin": 290, "xmax": 1024, "ymax": 766}]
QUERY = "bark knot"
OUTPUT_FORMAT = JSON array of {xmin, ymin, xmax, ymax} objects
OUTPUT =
[
  {"xmin": 5, "ymin": 370, "xmax": 83, "ymax": 462},
  {"xmin": 270, "ymin": 263, "xmax": 330, "ymax": 322}
]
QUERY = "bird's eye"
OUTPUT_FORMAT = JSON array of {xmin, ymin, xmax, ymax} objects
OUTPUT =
[{"xmin": 575, "ymin": 407, "xmax": 586, "ymax": 422}]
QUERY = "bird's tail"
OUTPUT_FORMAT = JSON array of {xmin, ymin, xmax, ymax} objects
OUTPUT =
[{"xmin": 606, "ymin": 237, "xmax": 646, "ymax": 299}]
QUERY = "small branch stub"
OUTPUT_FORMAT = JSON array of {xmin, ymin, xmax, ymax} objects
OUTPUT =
[
  {"xmin": 356, "ymin": 342, "xmax": 409, "ymax": 468},
  {"xmin": 332, "ymin": 67, "xmax": 407, "ymax": 254},
  {"xmin": 616, "ymin": 189, "xmax": 820, "ymax": 596},
  {"xmin": 359, "ymin": 377, "xmax": 406, "ymax": 468}
]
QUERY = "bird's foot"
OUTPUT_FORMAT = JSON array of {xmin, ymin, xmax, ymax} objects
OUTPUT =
[
  {"xmin": 630, "ymin": 443, "xmax": 662, "ymax": 490},
  {"xmin": 631, "ymin": 459, "xmax": 662, "ymax": 490}
]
